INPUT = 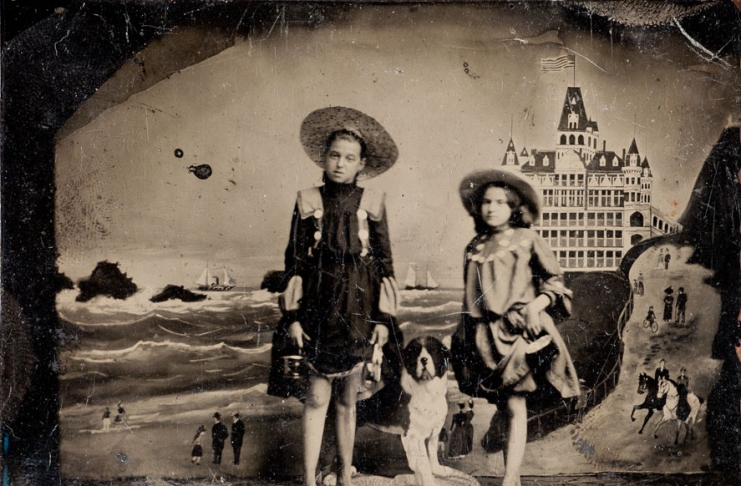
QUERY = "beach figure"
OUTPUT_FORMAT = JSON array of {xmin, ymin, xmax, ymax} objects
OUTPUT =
[
  {"xmin": 663, "ymin": 287, "xmax": 675, "ymax": 323},
  {"xmin": 637, "ymin": 272, "xmax": 645, "ymax": 296},
  {"xmin": 451, "ymin": 169, "xmax": 580, "ymax": 486},
  {"xmin": 664, "ymin": 250, "xmax": 672, "ymax": 270},
  {"xmin": 642, "ymin": 306, "xmax": 658, "ymax": 332},
  {"xmin": 655, "ymin": 359, "xmax": 670, "ymax": 382},
  {"xmin": 676, "ymin": 287, "xmax": 688, "ymax": 324},
  {"xmin": 447, "ymin": 402, "xmax": 470, "ymax": 459},
  {"xmin": 269, "ymin": 107, "xmax": 403, "ymax": 486},
  {"xmin": 191, "ymin": 425, "xmax": 206, "ymax": 465},
  {"xmin": 657, "ymin": 248, "xmax": 665, "ymax": 270},
  {"xmin": 101, "ymin": 407, "xmax": 111, "ymax": 430},
  {"xmin": 465, "ymin": 400, "xmax": 475, "ymax": 453},
  {"xmin": 211, "ymin": 412, "xmax": 229, "ymax": 465},
  {"xmin": 231, "ymin": 411, "xmax": 245, "ymax": 465},
  {"xmin": 437, "ymin": 427, "xmax": 448, "ymax": 462},
  {"xmin": 114, "ymin": 402, "xmax": 126, "ymax": 426}
]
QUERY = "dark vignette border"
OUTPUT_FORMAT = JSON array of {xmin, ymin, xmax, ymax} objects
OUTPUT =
[{"xmin": 2, "ymin": 1, "xmax": 741, "ymax": 484}]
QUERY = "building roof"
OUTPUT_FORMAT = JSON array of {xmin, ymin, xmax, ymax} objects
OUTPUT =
[
  {"xmin": 585, "ymin": 151, "xmax": 624, "ymax": 172},
  {"xmin": 627, "ymin": 138, "xmax": 640, "ymax": 155},
  {"xmin": 641, "ymin": 157, "xmax": 653, "ymax": 176},
  {"xmin": 557, "ymin": 87, "xmax": 595, "ymax": 132},
  {"xmin": 521, "ymin": 150, "xmax": 556, "ymax": 173},
  {"xmin": 501, "ymin": 138, "xmax": 519, "ymax": 166}
]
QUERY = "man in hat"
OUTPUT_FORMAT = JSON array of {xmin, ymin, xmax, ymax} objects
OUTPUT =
[
  {"xmin": 675, "ymin": 287, "xmax": 688, "ymax": 325},
  {"xmin": 211, "ymin": 412, "xmax": 229, "ymax": 465},
  {"xmin": 230, "ymin": 411, "xmax": 245, "ymax": 465}
]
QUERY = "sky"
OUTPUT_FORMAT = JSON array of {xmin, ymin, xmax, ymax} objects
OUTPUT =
[{"xmin": 55, "ymin": 4, "xmax": 740, "ymax": 289}]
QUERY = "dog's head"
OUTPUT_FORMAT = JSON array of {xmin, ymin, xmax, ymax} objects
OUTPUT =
[{"xmin": 402, "ymin": 336, "xmax": 450, "ymax": 381}]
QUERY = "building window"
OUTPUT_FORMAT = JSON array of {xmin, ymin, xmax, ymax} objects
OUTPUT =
[
  {"xmin": 606, "ymin": 212, "xmax": 614, "ymax": 226},
  {"xmin": 616, "ymin": 213, "xmax": 623, "ymax": 226},
  {"xmin": 578, "ymin": 135, "xmax": 584, "ymax": 145},
  {"xmin": 597, "ymin": 230, "xmax": 604, "ymax": 247},
  {"xmin": 587, "ymin": 230, "xmax": 595, "ymax": 246},
  {"xmin": 559, "ymin": 250, "xmax": 568, "ymax": 268},
  {"xmin": 577, "ymin": 250, "xmax": 584, "ymax": 268},
  {"xmin": 606, "ymin": 250, "xmax": 614, "ymax": 268},
  {"xmin": 588, "ymin": 213, "xmax": 596, "ymax": 227},
  {"xmin": 606, "ymin": 229, "xmax": 614, "ymax": 246},
  {"xmin": 600, "ymin": 156, "xmax": 606, "ymax": 166},
  {"xmin": 588, "ymin": 190, "xmax": 599, "ymax": 207},
  {"xmin": 569, "ymin": 134, "xmax": 575, "ymax": 145},
  {"xmin": 542, "ymin": 213, "xmax": 550, "ymax": 226},
  {"xmin": 569, "ymin": 230, "xmax": 577, "ymax": 247},
  {"xmin": 560, "ymin": 230, "xmax": 567, "ymax": 247},
  {"xmin": 543, "ymin": 155, "xmax": 550, "ymax": 166},
  {"xmin": 597, "ymin": 213, "xmax": 605, "ymax": 226},
  {"xmin": 560, "ymin": 134, "xmax": 567, "ymax": 145},
  {"xmin": 578, "ymin": 212, "xmax": 585, "ymax": 226},
  {"xmin": 653, "ymin": 216, "xmax": 658, "ymax": 227},
  {"xmin": 613, "ymin": 191, "xmax": 622, "ymax": 206},
  {"xmin": 612, "ymin": 157, "xmax": 618, "ymax": 167},
  {"xmin": 568, "ymin": 250, "xmax": 577, "ymax": 268},
  {"xmin": 597, "ymin": 250, "xmax": 604, "ymax": 267},
  {"xmin": 616, "ymin": 230, "xmax": 623, "ymax": 246},
  {"xmin": 577, "ymin": 174, "xmax": 584, "ymax": 186},
  {"xmin": 630, "ymin": 212, "xmax": 644, "ymax": 227},
  {"xmin": 602, "ymin": 190, "xmax": 611, "ymax": 207}
]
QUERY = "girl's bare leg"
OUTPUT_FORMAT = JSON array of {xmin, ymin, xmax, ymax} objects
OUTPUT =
[
  {"xmin": 304, "ymin": 375, "xmax": 333, "ymax": 486},
  {"xmin": 503, "ymin": 395, "xmax": 527, "ymax": 486},
  {"xmin": 335, "ymin": 370, "xmax": 361, "ymax": 486}
]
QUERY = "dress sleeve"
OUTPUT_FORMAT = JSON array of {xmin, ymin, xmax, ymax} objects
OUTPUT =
[
  {"xmin": 530, "ymin": 230, "xmax": 572, "ymax": 321},
  {"xmin": 369, "ymin": 199, "xmax": 395, "ymax": 279},
  {"xmin": 281, "ymin": 203, "xmax": 307, "ymax": 326}
]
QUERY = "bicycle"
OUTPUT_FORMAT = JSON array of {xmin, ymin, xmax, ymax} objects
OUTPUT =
[{"xmin": 642, "ymin": 316, "xmax": 658, "ymax": 333}]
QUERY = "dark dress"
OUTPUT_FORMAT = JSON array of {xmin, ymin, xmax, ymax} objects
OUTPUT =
[
  {"xmin": 447, "ymin": 412, "xmax": 470, "ymax": 457},
  {"xmin": 663, "ymin": 295, "xmax": 674, "ymax": 321},
  {"xmin": 268, "ymin": 180, "xmax": 403, "ymax": 398}
]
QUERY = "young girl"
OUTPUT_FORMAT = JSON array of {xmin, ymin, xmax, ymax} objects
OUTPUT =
[
  {"xmin": 191, "ymin": 425, "xmax": 206, "ymax": 466},
  {"xmin": 271, "ymin": 107, "xmax": 402, "ymax": 486},
  {"xmin": 452, "ymin": 169, "xmax": 580, "ymax": 486}
]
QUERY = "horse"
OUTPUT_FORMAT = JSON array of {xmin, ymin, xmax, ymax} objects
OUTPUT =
[
  {"xmin": 630, "ymin": 372, "xmax": 665, "ymax": 434},
  {"xmin": 653, "ymin": 378, "xmax": 705, "ymax": 445}
]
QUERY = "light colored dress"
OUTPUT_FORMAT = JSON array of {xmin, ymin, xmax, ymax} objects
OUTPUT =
[{"xmin": 452, "ymin": 226, "xmax": 580, "ymax": 406}]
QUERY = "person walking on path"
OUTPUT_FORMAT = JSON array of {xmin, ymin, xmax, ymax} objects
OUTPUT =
[
  {"xmin": 267, "ymin": 107, "xmax": 403, "ymax": 486},
  {"xmin": 230, "ymin": 411, "xmax": 245, "ymax": 465},
  {"xmin": 657, "ymin": 248, "xmax": 665, "ymax": 270},
  {"xmin": 191, "ymin": 425, "xmax": 206, "ymax": 465},
  {"xmin": 452, "ymin": 169, "xmax": 580, "ymax": 486},
  {"xmin": 101, "ymin": 407, "xmax": 111, "ymax": 430},
  {"xmin": 664, "ymin": 250, "xmax": 672, "ymax": 270},
  {"xmin": 675, "ymin": 287, "xmax": 688, "ymax": 324},
  {"xmin": 211, "ymin": 412, "xmax": 229, "ymax": 465},
  {"xmin": 663, "ymin": 287, "xmax": 674, "ymax": 323}
]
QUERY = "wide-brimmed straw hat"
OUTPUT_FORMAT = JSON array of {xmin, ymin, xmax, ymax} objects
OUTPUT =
[
  {"xmin": 459, "ymin": 169, "xmax": 540, "ymax": 221},
  {"xmin": 300, "ymin": 107, "xmax": 398, "ymax": 180}
]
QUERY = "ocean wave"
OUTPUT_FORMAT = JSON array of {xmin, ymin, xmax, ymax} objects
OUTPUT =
[
  {"xmin": 58, "ymin": 311, "xmax": 158, "ymax": 328},
  {"xmin": 60, "ymin": 371, "xmax": 109, "ymax": 380},
  {"xmin": 73, "ymin": 340, "xmax": 272, "ymax": 359},
  {"xmin": 399, "ymin": 301, "xmax": 462, "ymax": 315},
  {"xmin": 247, "ymin": 302, "xmax": 279, "ymax": 309}
]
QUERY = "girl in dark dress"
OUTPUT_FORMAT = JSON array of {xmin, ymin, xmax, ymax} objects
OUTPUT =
[
  {"xmin": 191, "ymin": 425, "xmax": 206, "ymax": 466},
  {"xmin": 270, "ymin": 107, "xmax": 403, "ymax": 486}
]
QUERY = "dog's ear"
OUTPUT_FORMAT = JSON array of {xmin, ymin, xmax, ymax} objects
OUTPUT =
[
  {"xmin": 426, "ymin": 337, "xmax": 451, "ymax": 377},
  {"xmin": 402, "ymin": 338, "xmax": 422, "ymax": 373}
]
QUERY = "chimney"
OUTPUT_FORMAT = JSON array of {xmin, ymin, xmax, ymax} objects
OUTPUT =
[
  {"xmin": 622, "ymin": 148, "xmax": 626, "ymax": 161},
  {"xmin": 603, "ymin": 140, "xmax": 606, "ymax": 152}
]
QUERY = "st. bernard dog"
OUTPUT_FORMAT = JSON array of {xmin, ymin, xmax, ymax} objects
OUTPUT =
[{"xmin": 358, "ymin": 336, "xmax": 451, "ymax": 486}]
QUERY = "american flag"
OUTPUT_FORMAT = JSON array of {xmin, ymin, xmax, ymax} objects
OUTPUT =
[{"xmin": 541, "ymin": 55, "xmax": 575, "ymax": 72}]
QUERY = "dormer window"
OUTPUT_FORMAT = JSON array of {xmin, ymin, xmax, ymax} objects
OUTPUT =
[
  {"xmin": 599, "ymin": 155, "xmax": 606, "ymax": 167},
  {"xmin": 612, "ymin": 157, "xmax": 618, "ymax": 167},
  {"xmin": 543, "ymin": 155, "xmax": 550, "ymax": 166}
]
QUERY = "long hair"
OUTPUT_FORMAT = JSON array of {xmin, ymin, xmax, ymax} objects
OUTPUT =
[{"xmin": 470, "ymin": 182, "xmax": 532, "ymax": 234}]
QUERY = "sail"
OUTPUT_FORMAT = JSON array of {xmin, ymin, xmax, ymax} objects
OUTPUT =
[
  {"xmin": 404, "ymin": 263, "xmax": 417, "ymax": 288},
  {"xmin": 426, "ymin": 271, "xmax": 440, "ymax": 289},
  {"xmin": 196, "ymin": 268, "xmax": 211, "ymax": 287},
  {"xmin": 223, "ymin": 268, "xmax": 236, "ymax": 287}
]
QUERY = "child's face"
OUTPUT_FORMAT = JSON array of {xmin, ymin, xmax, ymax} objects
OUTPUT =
[
  {"xmin": 481, "ymin": 187, "xmax": 512, "ymax": 229},
  {"xmin": 323, "ymin": 138, "xmax": 366, "ymax": 184}
]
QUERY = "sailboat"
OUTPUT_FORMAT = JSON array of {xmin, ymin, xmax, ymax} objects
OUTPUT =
[
  {"xmin": 195, "ymin": 266, "xmax": 236, "ymax": 291},
  {"xmin": 404, "ymin": 262, "xmax": 440, "ymax": 290}
]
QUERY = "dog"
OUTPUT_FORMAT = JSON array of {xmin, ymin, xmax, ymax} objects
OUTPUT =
[{"xmin": 357, "ymin": 336, "xmax": 451, "ymax": 486}]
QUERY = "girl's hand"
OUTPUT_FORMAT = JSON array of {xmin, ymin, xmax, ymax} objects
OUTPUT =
[
  {"xmin": 370, "ymin": 324, "xmax": 389, "ymax": 348},
  {"xmin": 522, "ymin": 294, "xmax": 551, "ymax": 338},
  {"xmin": 288, "ymin": 321, "xmax": 310, "ymax": 349}
]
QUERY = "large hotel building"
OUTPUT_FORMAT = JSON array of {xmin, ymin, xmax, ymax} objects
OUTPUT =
[{"xmin": 500, "ymin": 86, "xmax": 680, "ymax": 271}]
